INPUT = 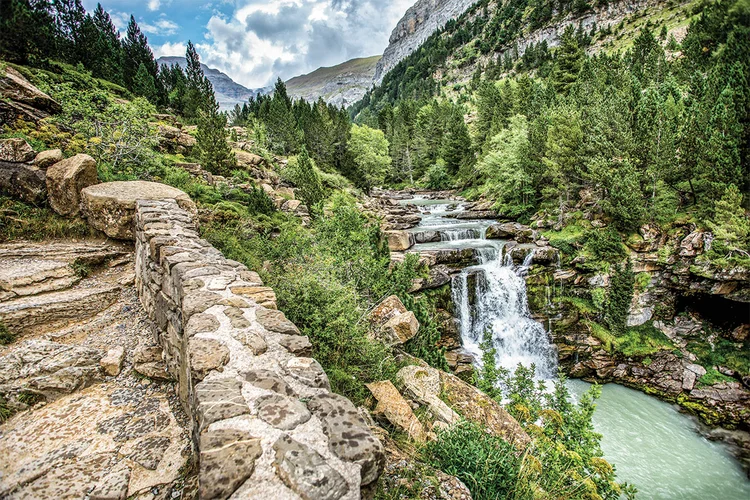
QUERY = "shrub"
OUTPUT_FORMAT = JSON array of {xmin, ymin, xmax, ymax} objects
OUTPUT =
[
  {"xmin": 0, "ymin": 323, "xmax": 14, "ymax": 345},
  {"xmin": 585, "ymin": 227, "xmax": 626, "ymax": 262},
  {"xmin": 606, "ymin": 260, "xmax": 634, "ymax": 335},
  {"xmin": 425, "ymin": 160, "xmax": 450, "ymax": 190}
]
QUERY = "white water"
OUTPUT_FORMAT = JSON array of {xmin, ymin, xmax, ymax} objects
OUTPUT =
[{"xmin": 403, "ymin": 197, "xmax": 557, "ymax": 379}]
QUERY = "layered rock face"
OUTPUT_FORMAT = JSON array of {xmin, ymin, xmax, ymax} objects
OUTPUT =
[
  {"xmin": 134, "ymin": 199, "xmax": 384, "ymax": 499},
  {"xmin": 286, "ymin": 56, "xmax": 381, "ymax": 107},
  {"xmin": 374, "ymin": 0, "xmax": 477, "ymax": 83}
]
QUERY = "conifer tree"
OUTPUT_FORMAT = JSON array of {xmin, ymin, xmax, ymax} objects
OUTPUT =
[
  {"xmin": 197, "ymin": 88, "xmax": 236, "ymax": 176},
  {"xmin": 289, "ymin": 148, "xmax": 324, "ymax": 214},
  {"xmin": 123, "ymin": 16, "xmax": 158, "ymax": 95},
  {"xmin": 266, "ymin": 79, "xmax": 302, "ymax": 154},
  {"xmin": 90, "ymin": 3, "xmax": 123, "ymax": 84},
  {"xmin": 132, "ymin": 63, "xmax": 158, "ymax": 102},
  {"xmin": 0, "ymin": 0, "xmax": 56, "ymax": 64},
  {"xmin": 183, "ymin": 41, "xmax": 211, "ymax": 120},
  {"xmin": 551, "ymin": 25, "xmax": 584, "ymax": 94}
]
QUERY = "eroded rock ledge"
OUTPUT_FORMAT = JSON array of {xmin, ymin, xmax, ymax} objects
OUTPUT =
[{"xmin": 134, "ymin": 199, "xmax": 384, "ymax": 499}]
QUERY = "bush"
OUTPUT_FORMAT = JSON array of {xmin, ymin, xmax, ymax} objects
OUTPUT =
[
  {"xmin": 425, "ymin": 160, "xmax": 450, "ymax": 190},
  {"xmin": 585, "ymin": 227, "xmax": 626, "ymax": 262}
]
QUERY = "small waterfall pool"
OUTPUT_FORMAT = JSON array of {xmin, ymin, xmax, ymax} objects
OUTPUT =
[{"xmin": 400, "ymin": 195, "xmax": 750, "ymax": 497}]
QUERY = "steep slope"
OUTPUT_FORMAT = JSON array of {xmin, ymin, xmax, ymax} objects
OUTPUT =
[
  {"xmin": 374, "ymin": 0, "xmax": 478, "ymax": 83},
  {"xmin": 285, "ymin": 56, "xmax": 381, "ymax": 108},
  {"xmin": 157, "ymin": 56, "xmax": 267, "ymax": 111}
]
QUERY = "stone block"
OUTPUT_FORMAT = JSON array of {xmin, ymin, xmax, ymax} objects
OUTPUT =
[{"xmin": 46, "ymin": 153, "xmax": 98, "ymax": 216}]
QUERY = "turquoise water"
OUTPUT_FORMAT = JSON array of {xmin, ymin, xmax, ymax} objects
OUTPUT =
[{"xmin": 567, "ymin": 379, "xmax": 750, "ymax": 499}]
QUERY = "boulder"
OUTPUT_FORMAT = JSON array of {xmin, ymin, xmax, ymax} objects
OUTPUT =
[
  {"xmin": 34, "ymin": 149, "xmax": 63, "ymax": 169},
  {"xmin": 679, "ymin": 230, "xmax": 707, "ymax": 257},
  {"xmin": 370, "ymin": 295, "xmax": 419, "ymax": 345},
  {"xmin": 100, "ymin": 346, "xmax": 125, "ymax": 377},
  {"xmin": 0, "ymin": 161, "xmax": 46, "ymax": 203},
  {"xmin": 45, "ymin": 153, "xmax": 98, "ymax": 216},
  {"xmin": 235, "ymin": 150, "xmax": 265, "ymax": 167},
  {"xmin": 0, "ymin": 138, "xmax": 35, "ymax": 163},
  {"xmin": 0, "ymin": 67, "xmax": 61, "ymax": 123},
  {"xmin": 367, "ymin": 380, "xmax": 427, "ymax": 442},
  {"xmin": 80, "ymin": 181, "xmax": 196, "ymax": 240},
  {"xmin": 385, "ymin": 230, "xmax": 414, "ymax": 251},
  {"xmin": 398, "ymin": 365, "xmax": 460, "ymax": 426}
]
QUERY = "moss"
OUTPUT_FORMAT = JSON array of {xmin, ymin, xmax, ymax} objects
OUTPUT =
[
  {"xmin": 581, "ymin": 320, "xmax": 616, "ymax": 352},
  {"xmin": 698, "ymin": 368, "xmax": 736, "ymax": 386},
  {"xmin": 676, "ymin": 394, "xmax": 724, "ymax": 427},
  {"xmin": 613, "ymin": 322, "xmax": 674, "ymax": 357}
]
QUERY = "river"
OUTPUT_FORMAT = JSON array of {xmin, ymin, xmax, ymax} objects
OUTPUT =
[{"xmin": 400, "ymin": 195, "xmax": 750, "ymax": 499}]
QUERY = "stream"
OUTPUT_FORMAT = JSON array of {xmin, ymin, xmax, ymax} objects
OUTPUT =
[{"xmin": 401, "ymin": 195, "xmax": 750, "ymax": 498}]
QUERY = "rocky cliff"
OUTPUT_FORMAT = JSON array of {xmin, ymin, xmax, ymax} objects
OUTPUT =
[
  {"xmin": 374, "ymin": 0, "xmax": 478, "ymax": 83},
  {"xmin": 286, "ymin": 56, "xmax": 381, "ymax": 108}
]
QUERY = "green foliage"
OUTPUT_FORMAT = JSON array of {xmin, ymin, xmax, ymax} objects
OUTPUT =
[
  {"xmin": 203, "ymin": 193, "xmax": 422, "ymax": 404},
  {"xmin": 71, "ymin": 259, "xmax": 91, "ymax": 278},
  {"xmin": 349, "ymin": 124, "xmax": 391, "ymax": 192},
  {"xmin": 424, "ymin": 160, "xmax": 450, "ymax": 190},
  {"xmin": 284, "ymin": 149, "xmax": 325, "ymax": 214},
  {"xmin": 0, "ymin": 322, "xmax": 14, "ymax": 346},
  {"xmin": 707, "ymin": 184, "xmax": 749, "ymax": 252},
  {"xmin": 584, "ymin": 228, "xmax": 627, "ymax": 262},
  {"xmin": 197, "ymin": 93, "xmax": 236, "ymax": 176},
  {"xmin": 614, "ymin": 322, "xmax": 675, "ymax": 357},
  {"xmin": 606, "ymin": 260, "xmax": 635, "ymax": 335},
  {"xmin": 425, "ymin": 363, "xmax": 632, "ymax": 500},
  {"xmin": 0, "ymin": 196, "xmax": 95, "ymax": 242},
  {"xmin": 0, "ymin": 395, "xmax": 11, "ymax": 423},
  {"xmin": 400, "ymin": 291, "xmax": 449, "ymax": 371},
  {"xmin": 698, "ymin": 368, "xmax": 737, "ymax": 386},
  {"xmin": 687, "ymin": 336, "xmax": 750, "ymax": 377}
]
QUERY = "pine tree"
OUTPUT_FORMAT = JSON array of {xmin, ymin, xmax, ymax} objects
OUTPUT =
[
  {"xmin": 289, "ymin": 148, "xmax": 324, "ymax": 214},
  {"xmin": 196, "ymin": 89, "xmax": 236, "ymax": 176},
  {"xmin": 442, "ymin": 106, "xmax": 473, "ymax": 175},
  {"xmin": 0, "ymin": 0, "xmax": 56, "ymax": 64},
  {"xmin": 266, "ymin": 79, "xmax": 302, "ymax": 154},
  {"xmin": 132, "ymin": 63, "xmax": 157, "ymax": 102},
  {"xmin": 90, "ymin": 3, "xmax": 123, "ymax": 84},
  {"xmin": 708, "ymin": 184, "xmax": 750, "ymax": 250},
  {"xmin": 122, "ymin": 16, "xmax": 158, "ymax": 95},
  {"xmin": 606, "ymin": 260, "xmax": 634, "ymax": 336},
  {"xmin": 551, "ymin": 25, "xmax": 584, "ymax": 94},
  {"xmin": 183, "ymin": 41, "xmax": 211, "ymax": 120}
]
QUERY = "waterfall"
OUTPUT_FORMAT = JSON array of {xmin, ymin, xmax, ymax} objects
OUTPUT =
[
  {"xmin": 453, "ymin": 243, "xmax": 557, "ymax": 380},
  {"xmin": 441, "ymin": 228, "xmax": 480, "ymax": 241}
]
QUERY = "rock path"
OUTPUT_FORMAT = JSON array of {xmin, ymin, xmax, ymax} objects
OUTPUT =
[{"xmin": 0, "ymin": 240, "xmax": 192, "ymax": 499}]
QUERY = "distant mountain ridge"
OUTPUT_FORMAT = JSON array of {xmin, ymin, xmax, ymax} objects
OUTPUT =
[
  {"xmin": 157, "ymin": 56, "xmax": 269, "ymax": 111},
  {"xmin": 285, "ymin": 56, "xmax": 381, "ymax": 108}
]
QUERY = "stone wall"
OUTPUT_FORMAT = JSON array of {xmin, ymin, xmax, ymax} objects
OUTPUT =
[{"xmin": 134, "ymin": 199, "xmax": 384, "ymax": 499}]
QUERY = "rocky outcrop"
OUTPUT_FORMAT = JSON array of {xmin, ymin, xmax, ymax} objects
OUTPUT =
[
  {"xmin": 134, "ymin": 199, "xmax": 384, "ymax": 498},
  {"xmin": 81, "ymin": 181, "xmax": 196, "ymax": 239},
  {"xmin": 374, "ymin": 0, "xmax": 477, "ymax": 83},
  {"xmin": 0, "ymin": 138, "xmax": 48, "ymax": 204},
  {"xmin": 0, "ymin": 66, "xmax": 62, "ymax": 123}
]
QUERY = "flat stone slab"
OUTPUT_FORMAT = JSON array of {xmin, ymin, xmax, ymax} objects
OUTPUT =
[
  {"xmin": 0, "ymin": 258, "xmax": 79, "ymax": 302},
  {"xmin": 0, "ymin": 285, "xmax": 120, "ymax": 334},
  {"xmin": 81, "ymin": 181, "xmax": 196, "ymax": 240}
]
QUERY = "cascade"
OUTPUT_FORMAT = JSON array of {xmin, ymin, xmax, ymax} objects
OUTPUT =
[{"xmin": 453, "ymin": 243, "xmax": 557, "ymax": 379}]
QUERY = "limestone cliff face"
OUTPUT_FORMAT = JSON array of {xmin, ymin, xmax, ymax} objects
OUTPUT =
[{"xmin": 374, "ymin": 0, "xmax": 477, "ymax": 83}]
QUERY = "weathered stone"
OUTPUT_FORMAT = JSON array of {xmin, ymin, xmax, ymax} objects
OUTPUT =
[
  {"xmin": 100, "ymin": 346, "xmax": 125, "ymax": 377},
  {"xmin": 244, "ymin": 369, "xmax": 296, "ymax": 396},
  {"xmin": 679, "ymin": 230, "xmax": 706, "ymax": 257},
  {"xmin": 189, "ymin": 338, "xmax": 230, "ymax": 380},
  {"xmin": 224, "ymin": 306, "xmax": 252, "ymax": 328},
  {"xmin": 46, "ymin": 153, "xmax": 98, "ymax": 216},
  {"xmin": 307, "ymin": 392, "xmax": 385, "ymax": 485},
  {"xmin": 230, "ymin": 286, "xmax": 277, "ymax": 309},
  {"xmin": 278, "ymin": 334, "xmax": 312, "ymax": 356},
  {"xmin": 182, "ymin": 290, "xmax": 224, "ymax": 318},
  {"xmin": 439, "ymin": 371, "xmax": 531, "ymax": 448},
  {"xmin": 184, "ymin": 312, "xmax": 220, "ymax": 337},
  {"xmin": 398, "ymin": 365, "xmax": 459, "ymax": 426},
  {"xmin": 235, "ymin": 150, "xmax": 265, "ymax": 167},
  {"xmin": 0, "ymin": 138, "xmax": 35, "ymax": 163},
  {"xmin": 0, "ymin": 340, "xmax": 103, "ymax": 399},
  {"xmin": 236, "ymin": 329, "xmax": 268, "ymax": 355},
  {"xmin": 385, "ymin": 230, "xmax": 414, "ymax": 251},
  {"xmin": 731, "ymin": 324, "xmax": 750, "ymax": 342},
  {"xmin": 81, "ymin": 181, "xmax": 196, "ymax": 239},
  {"xmin": 194, "ymin": 377, "xmax": 251, "ymax": 431},
  {"xmin": 272, "ymin": 435, "xmax": 350, "ymax": 500},
  {"xmin": 133, "ymin": 344, "xmax": 171, "ymax": 380},
  {"xmin": 683, "ymin": 363, "xmax": 707, "ymax": 391},
  {"xmin": 0, "ymin": 285, "xmax": 119, "ymax": 334},
  {"xmin": 382, "ymin": 310, "xmax": 419, "ymax": 345},
  {"xmin": 0, "ymin": 66, "xmax": 61, "ymax": 123},
  {"xmin": 285, "ymin": 357, "xmax": 331, "ymax": 390},
  {"xmin": 200, "ymin": 429, "xmax": 262, "ymax": 500},
  {"xmin": 256, "ymin": 393, "xmax": 312, "ymax": 430},
  {"xmin": 33, "ymin": 149, "xmax": 63, "ymax": 169},
  {"xmin": 367, "ymin": 380, "xmax": 427, "ymax": 442},
  {"xmin": 89, "ymin": 466, "xmax": 131, "ymax": 500},
  {"xmin": 255, "ymin": 308, "xmax": 300, "ymax": 335},
  {"xmin": 0, "ymin": 161, "xmax": 47, "ymax": 203},
  {"xmin": 370, "ymin": 295, "xmax": 408, "ymax": 325},
  {"xmin": 486, "ymin": 222, "xmax": 537, "ymax": 243},
  {"xmin": 129, "ymin": 435, "xmax": 171, "ymax": 470}
]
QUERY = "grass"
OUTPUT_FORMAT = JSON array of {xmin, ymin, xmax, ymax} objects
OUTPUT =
[
  {"xmin": 613, "ymin": 322, "xmax": 675, "ymax": 357},
  {"xmin": 542, "ymin": 223, "xmax": 586, "ymax": 257},
  {"xmin": 70, "ymin": 259, "xmax": 91, "ymax": 278},
  {"xmin": 698, "ymin": 368, "xmax": 737, "ymax": 386},
  {"xmin": 0, "ymin": 323, "xmax": 14, "ymax": 345},
  {"xmin": 0, "ymin": 396, "xmax": 11, "ymax": 423},
  {"xmin": 582, "ymin": 319, "xmax": 617, "ymax": 352},
  {"xmin": 0, "ymin": 197, "xmax": 95, "ymax": 242},
  {"xmin": 687, "ymin": 337, "xmax": 750, "ymax": 377}
]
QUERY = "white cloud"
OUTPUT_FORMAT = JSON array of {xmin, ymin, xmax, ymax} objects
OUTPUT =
[
  {"xmin": 148, "ymin": 0, "xmax": 161, "ymax": 11},
  {"xmin": 198, "ymin": 0, "xmax": 414, "ymax": 88},
  {"xmin": 140, "ymin": 17, "xmax": 180, "ymax": 36},
  {"xmin": 154, "ymin": 41, "xmax": 187, "ymax": 58}
]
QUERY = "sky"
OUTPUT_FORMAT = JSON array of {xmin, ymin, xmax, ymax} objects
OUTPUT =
[{"xmin": 82, "ymin": 0, "xmax": 415, "ymax": 89}]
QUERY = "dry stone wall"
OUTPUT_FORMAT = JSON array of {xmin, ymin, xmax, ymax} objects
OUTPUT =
[{"xmin": 134, "ymin": 199, "xmax": 384, "ymax": 499}]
